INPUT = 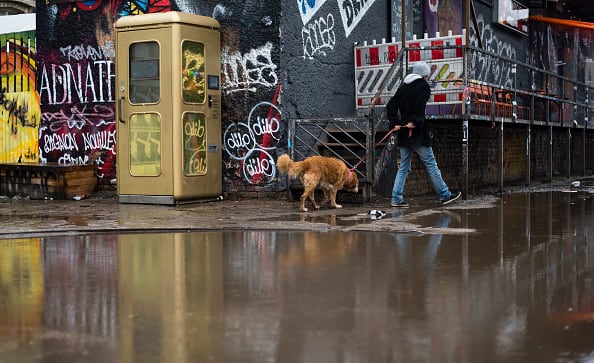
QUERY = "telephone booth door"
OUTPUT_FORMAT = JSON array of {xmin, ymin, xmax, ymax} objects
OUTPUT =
[{"xmin": 115, "ymin": 12, "xmax": 222, "ymax": 204}]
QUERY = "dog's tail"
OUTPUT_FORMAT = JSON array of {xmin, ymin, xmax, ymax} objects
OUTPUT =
[{"xmin": 277, "ymin": 154, "xmax": 303, "ymax": 179}]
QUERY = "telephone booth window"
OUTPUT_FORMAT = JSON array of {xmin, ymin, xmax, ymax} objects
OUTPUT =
[
  {"xmin": 129, "ymin": 41, "xmax": 160, "ymax": 104},
  {"xmin": 181, "ymin": 41, "xmax": 206, "ymax": 104},
  {"xmin": 183, "ymin": 112, "xmax": 207, "ymax": 175},
  {"xmin": 129, "ymin": 113, "xmax": 162, "ymax": 176}
]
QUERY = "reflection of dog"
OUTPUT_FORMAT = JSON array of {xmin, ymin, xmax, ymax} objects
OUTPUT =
[{"xmin": 277, "ymin": 154, "xmax": 359, "ymax": 212}]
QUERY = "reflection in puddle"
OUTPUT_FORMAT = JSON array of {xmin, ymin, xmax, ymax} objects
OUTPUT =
[
  {"xmin": 255, "ymin": 211, "xmax": 379, "ymax": 226},
  {"xmin": 259, "ymin": 208, "xmax": 408, "ymax": 227},
  {"xmin": 0, "ymin": 190, "xmax": 593, "ymax": 363}
]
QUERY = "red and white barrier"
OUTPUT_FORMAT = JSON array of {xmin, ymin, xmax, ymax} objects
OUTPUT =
[{"xmin": 355, "ymin": 30, "xmax": 466, "ymax": 111}]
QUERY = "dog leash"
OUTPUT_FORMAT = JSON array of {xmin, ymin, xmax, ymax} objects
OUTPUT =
[
  {"xmin": 350, "ymin": 125, "xmax": 414, "ymax": 172},
  {"xmin": 349, "ymin": 126, "xmax": 398, "ymax": 172}
]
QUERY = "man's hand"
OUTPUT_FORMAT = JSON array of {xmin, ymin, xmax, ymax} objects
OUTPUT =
[
  {"xmin": 405, "ymin": 122, "xmax": 414, "ymax": 137},
  {"xmin": 392, "ymin": 122, "xmax": 414, "ymax": 134}
]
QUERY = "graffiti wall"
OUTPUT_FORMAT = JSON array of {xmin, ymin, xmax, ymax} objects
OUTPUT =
[
  {"xmin": 36, "ymin": 0, "xmax": 282, "ymax": 192},
  {"xmin": 35, "ymin": 0, "xmax": 387, "ymax": 192},
  {"xmin": 216, "ymin": 1, "xmax": 282, "ymax": 191},
  {"xmin": 36, "ymin": 1, "xmax": 124, "ymax": 182},
  {"xmin": 280, "ymin": 0, "xmax": 389, "ymax": 120},
  {"xmin": 0, "ymin": 14, "xmax": 39, "ymax": 164}
]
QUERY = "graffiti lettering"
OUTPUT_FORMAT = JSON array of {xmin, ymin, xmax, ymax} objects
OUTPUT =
[
  {"xmin": 41, "ymin": 105, "xmax": 114, "ymax": 132},
  {"xmin": 58, "ymin": 153, "xmax": 89, "ymax": 164},
  {"xmin": 339, "ymin": 0, "xmax": 376, "ymax": 37},
  {"xmin": 221, "ymin": 42, "xmax": 278, "ymax": 94},
  {"xmin": 251, "ymin": 115, "xmax": 280, "ymax": 137},
  {"xmin": 224, "ymin": 123, "xmax": 255, "ymax": 159},
  {"xmin": 247, "ymin": 102, "xmax": 283, "ymax": 148},
  {"xmin": 224, "ymin": 102, "xmax": 283, "ymax": 184},
  {"xmin": 184, "ymin": 122, "xmax": 205, "ymax": 138},
  {"xmin": 302, "ymin": 13, "xmax": 336, "ymax": 59},
  {"xmin": 39, "ymin": 60, "xmax": 115, "ymax": 105},
  {"xmin": 43, "ymin": 132, "xmax": 79, "ymax": 153},
  {"xmin": 82, "ymin": 130, "xmax": 117, "ymax": 152},
  {"xmin": 243, "ymin": 149, "xmax": 276, "ymax": 181},
  {"xmin": 60, "ymin": 44, "xmax": 104, "ymax": 62},
  {"xmin": 189, "ymin": 152, "xmax": 207, "ymax": 174},
  {"xmin": 471, "ymin": 15, "xmax": 517, "ymax": 88}
]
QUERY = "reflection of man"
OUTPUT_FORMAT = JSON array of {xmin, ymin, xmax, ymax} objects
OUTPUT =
[
  {"xmin": 395, "ymin": 211, "xmax": 459, "ymax": 267},
  {"xmin": 392, "ymin": 210, "xmax": 460, "ymax": 320}
]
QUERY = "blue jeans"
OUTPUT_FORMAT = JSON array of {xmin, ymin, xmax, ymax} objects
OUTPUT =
[{"xmin": 391, "ymin": 145, "xmax": 451, "ymax": 203}]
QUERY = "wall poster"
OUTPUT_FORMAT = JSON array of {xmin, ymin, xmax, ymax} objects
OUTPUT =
[{"xmin": 494, "ymin": 0, "xmax": 529, "ymax": 35}]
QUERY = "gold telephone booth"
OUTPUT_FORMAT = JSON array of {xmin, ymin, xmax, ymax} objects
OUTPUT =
[{"xmin": 115, "ymin": 12, "xmax": 222, "ymax": 204}]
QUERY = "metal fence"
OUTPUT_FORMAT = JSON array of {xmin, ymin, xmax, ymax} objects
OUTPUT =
[{"xmin": 288, "ymin": 117, "xmax": 378, "ymax": 199}]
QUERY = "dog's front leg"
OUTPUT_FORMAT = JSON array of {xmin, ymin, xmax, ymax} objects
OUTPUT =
[
  {"xmin": 299, "ymin": 193, "xmax": 309, "ymax": 212},
  {"xmin": 330, "ymin": 187, "xmax": 342, "ymax": 209}
]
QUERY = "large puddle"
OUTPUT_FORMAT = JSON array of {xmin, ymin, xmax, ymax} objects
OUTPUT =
[{"xmin": 1, "ymin": 190, "xmax": 593, "ymax": 362}]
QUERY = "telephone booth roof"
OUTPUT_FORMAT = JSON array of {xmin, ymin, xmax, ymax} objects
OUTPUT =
[{"xmin": 115, "ymin": 11, "xmax": 220, "ymax": 30}]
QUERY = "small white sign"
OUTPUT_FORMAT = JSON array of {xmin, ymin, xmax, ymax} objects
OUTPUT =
[{"xmin": 0, "ymin": 13, "xmax": 36, "ymax": 34}]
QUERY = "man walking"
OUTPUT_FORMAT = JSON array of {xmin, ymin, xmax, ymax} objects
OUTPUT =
[{"xmin": 386, "ymin": 61, "xmax": 461, "ymax": 207}]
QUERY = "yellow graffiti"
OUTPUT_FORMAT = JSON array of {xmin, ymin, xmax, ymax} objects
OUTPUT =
[
  {"xmin": 0, "ymin": 91, "xmax": 40, "ymax": 162},
  {"xmin": 0, "ymin": 33, "xmax": 40, "ymax": 163}
]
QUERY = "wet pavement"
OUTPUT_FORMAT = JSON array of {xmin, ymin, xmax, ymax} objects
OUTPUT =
[{"xmin": 1, "ymin": 178, "xmax": 594, "ymax": 362}]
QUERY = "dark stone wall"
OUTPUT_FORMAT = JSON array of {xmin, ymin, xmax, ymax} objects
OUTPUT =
[
  {"xmin": 468, "ymin": 122, "xmax": 500, "ymax": 189},
  {"xmin": 392, "ymin": 122, "xmax": 594, "ymax": 199},
  {"xmin": 571, "ymin": 130, "xmax": 593, "ymax": 175},
  {"xmin": 531, "ymin": 127, "xmax": 550, "ymax": 180},
  {"xmin": 552, "ymin": 129, "xmax": 570, "ymax": 177}
]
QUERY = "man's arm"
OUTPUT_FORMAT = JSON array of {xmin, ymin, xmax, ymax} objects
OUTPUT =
[{"xmin": 413, "ymin": 83, "xmax": 431, "ymax": 126}]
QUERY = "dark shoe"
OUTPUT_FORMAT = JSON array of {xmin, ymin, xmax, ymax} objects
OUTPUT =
[
  {"xmin": 391, "ymin": 201, "xmax": 409, "ymax": 208},
  {"xmin": 441, "ymin": 191, "xmax": 461, "ymax": 205}
]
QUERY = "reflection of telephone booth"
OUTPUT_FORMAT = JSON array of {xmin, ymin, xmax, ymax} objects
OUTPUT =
[{"xmin": 115, "ymin": 12, "xmax": 222, "ymax": 204}]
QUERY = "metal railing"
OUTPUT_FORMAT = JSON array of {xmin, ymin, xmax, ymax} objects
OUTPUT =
[{"xmin": 464, "ymin": 46, "xmax": 593, "ymax": 127}]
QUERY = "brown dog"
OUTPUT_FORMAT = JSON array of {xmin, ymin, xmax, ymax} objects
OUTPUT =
[{"xmin": 277, "ymin": 154, "xmax": 359, "ymax": 212}]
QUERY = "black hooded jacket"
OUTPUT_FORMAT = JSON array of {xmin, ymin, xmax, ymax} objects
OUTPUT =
[{"xmin": 385, "ymin": 75, "xmax": 432, "ymax": 147}]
